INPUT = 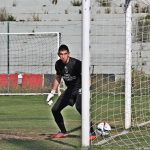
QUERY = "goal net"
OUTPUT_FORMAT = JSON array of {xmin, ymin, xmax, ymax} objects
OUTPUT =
[
  {"xmin": 90, "ymin": 0, "xmax": 150, "ymax": 149},
  {"xmin": 0, "ymin": 32, "xmax": 61, "ymax": 95}
]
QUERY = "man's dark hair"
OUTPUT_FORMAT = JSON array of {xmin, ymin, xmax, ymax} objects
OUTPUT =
[{"xmin": 58, "ymin": 44, "xmax": 70, "ymax": 54}]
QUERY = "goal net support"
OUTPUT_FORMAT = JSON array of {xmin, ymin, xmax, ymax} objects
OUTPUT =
[
  {"xmin": 82, "ymin": 0, "xmax": 150, "ymax": 149},
  {"xmin": 0, "ymin": 32, "xmax": 61, "ymax": 95}
]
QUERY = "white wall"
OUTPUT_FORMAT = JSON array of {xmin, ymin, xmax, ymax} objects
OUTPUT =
[{"xmin": 0, "ymin": 0, "xmax": 150, "ymax": 75}]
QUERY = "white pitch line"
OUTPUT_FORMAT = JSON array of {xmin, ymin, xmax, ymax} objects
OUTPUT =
[
  {"xmin": 94, "ymin": 130, "xmax": 129, "ymax": 145},
  {"xmin": 137, "ymin": 120, "xmax": 150, "ymax": 127}
]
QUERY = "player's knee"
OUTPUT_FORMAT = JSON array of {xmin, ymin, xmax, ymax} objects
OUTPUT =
[{"xmin": 51, "ymin": 106, "xmax": 58, "ymax": 114}]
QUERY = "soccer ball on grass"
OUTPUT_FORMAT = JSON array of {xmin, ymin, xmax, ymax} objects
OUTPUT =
[{"xmin": 96, "ymin": 122, "xmax": 111, "ymax": 136}]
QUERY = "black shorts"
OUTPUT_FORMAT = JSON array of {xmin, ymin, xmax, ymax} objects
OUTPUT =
[
  {"xmin": 58, "ymin": 87, "xmax": 81, "ymax": 106},
  {"xmin": 52, "ymin": 87, "xmax": 81, "ymax": 115}
]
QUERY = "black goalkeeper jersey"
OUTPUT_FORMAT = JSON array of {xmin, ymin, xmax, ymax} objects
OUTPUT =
[{"xmin": 55, "ymin": 57, "xmax": 81, "ymax": 88}]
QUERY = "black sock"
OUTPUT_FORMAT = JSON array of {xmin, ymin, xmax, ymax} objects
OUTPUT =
[
  {"xmin": 57, "ymin": 122, "xmax": 67, "ymax": 133},
  {"xmin": 90, "ymin": 122, "xmax": 96, "ymax": 135}
]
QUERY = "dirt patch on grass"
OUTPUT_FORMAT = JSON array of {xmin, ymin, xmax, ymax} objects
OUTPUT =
[{"xmin": 0, "ymin": 133, "xmax": 48, "ymax": 141}]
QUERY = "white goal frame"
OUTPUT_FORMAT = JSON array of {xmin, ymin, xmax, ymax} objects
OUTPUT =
[
  {"xmin": 82, "ymin": 0, "xmax": 91, "ymax": 148},
  {"xmin": 0, "ymin": 31, "xmax": 61, "ymax": 96},
  {"xmin": 125, "ymin": 0, "xmax": 132, "ymax": 130},
  {"xmin": 82, "ymin": 0, "xmax": 133, "ymax": 148}
]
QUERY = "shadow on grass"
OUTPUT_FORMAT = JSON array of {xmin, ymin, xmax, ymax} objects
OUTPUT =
[
  {"xmin": 39, "ymin": 126, "xmax": 81, "ymax": 149},
  {"xmin": 67, "ymin": 125, "xmax": 81, "ymax": 133},
  {"xmin": 47, "ymin": 138, "xmax": 79, "ymax": 149},
  {"xmin": 2, "ymin": 139, "xmax": 54, "ymax": 150},
  {"xmin": 40, "ymin": 125, "xmax": 81, "ymax": 137}
]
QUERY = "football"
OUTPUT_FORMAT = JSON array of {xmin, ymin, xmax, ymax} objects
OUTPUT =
[{"xmin": 96, "ymin": 122, "xmax": 111, "ymax": 136}]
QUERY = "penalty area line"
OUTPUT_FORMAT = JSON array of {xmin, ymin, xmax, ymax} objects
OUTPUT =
[{"xmin": 94, "ymin": 130, "xmax": 129, "ymax": 145}]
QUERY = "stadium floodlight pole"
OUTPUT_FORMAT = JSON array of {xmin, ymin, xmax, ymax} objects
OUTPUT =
[
  {"xmin": 125, "ymin": 0, "xmax": 132, "ymax": 129},
  {"xmin": 82, "ymin": 0, "xmax": 90, "ymax": 148}
]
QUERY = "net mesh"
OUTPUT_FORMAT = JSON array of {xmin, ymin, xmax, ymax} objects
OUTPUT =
[
  {"xmin": 0, "ymin": 32, "xmax": 60, "ymax": 94},
  {"xmin": 90, "ymin": 0, "xmax": 150, "ymax": 148}
]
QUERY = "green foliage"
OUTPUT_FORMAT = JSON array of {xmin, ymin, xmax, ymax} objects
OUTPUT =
[
  {"xmin": 132, "ymin": 69, "xmax": 150, "ymax": 95},
  {"xmin": 133, "ymin": 3, "xmax": 150, "ymax": 13},
  {"xmin": 71, "ymin": 0, "xmax": 82, "ymax": 6},
  {"xmin": 91, "ymin": 74, "xmax": 124, "ymax": 94},
  {"xmin": 32, "ymin": 13, "xmax": 41, "ymax": 21},
  {"xmin": 134, "ymin": 3, "xmax": 140, "ymax": 13},
  {"xmin": 91, "ymin": 70, "xmax": 150, "ymax": 96},
  {"xmin": 7, "ymin": 15, "xmax": 16, "ymax": 21},
  {"xmin": 0, "ymin": 7, "xmax": 8, "ymax": 21},
  {"xmin": 12, "ymin": 0, "xmax": 17, "ymax": 7},
  {"xmin": 145, "ymin": 14, "xmax": 150, "ymax": 19},
  {"xmin": 105, "ymin": 8, "xmax": 111, "ymax": 14},
  {"xmin": 141, "ymin": 6, "xmax": 150, "ymax": 13},
  {"xmin": 0, "ymin": 7, "xmax": 16, "ymax": 21},
  {"xmin": 137, "ymin": 15, "xmax": 150, "ymax": 42},
  {"xmin": 97, "ymin": 0, "xmax": 111, "ymax": 7}
]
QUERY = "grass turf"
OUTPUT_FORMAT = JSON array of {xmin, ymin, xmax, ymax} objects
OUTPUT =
[
  {"xmin": 0, "ymin": 95, "xmax": 149, "ymax": 149},
  {"xmin": 0, "ymin": 95, "xmax": 81, "ymax": 150}
]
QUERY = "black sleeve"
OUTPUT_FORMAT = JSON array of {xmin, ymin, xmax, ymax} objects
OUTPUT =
[
  {"xmin": 76, "ymin": 60, "xmax": 82, "ymax": 75},
  {"xmin": 79, "ymin": 61, "xmax": 82, "ymax": 74},
  {"xmin": 55, "ymin": 62, "xmax": 61, "ymax": 75}
]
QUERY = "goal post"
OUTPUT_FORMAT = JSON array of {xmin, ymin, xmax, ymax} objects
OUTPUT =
[
  {"xmin": 0, "ymin": 32, "xmax": 61, "ymax": 95},
  {"xmin": 82, "ymin": 0, "xmax": 150, "ymax": 149},
  {"xmin": 82, "ymin": 0, "xmax": 91, "ymax": 148},
  {"xmin": 125, "ymin": 0, "xmax": 132, "ymax": 129}
]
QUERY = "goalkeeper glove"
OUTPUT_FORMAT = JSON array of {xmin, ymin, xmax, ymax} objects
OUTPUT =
[{"xmin": 46, "ymin": 90, "xmax": 55, "ymax": 106}]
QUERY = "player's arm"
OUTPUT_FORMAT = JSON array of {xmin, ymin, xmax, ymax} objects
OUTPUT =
[
  {"xmin": 46, "ymin": 74, "xmax": 62, "ymax": 105},
  {"xmin": 51, "ymin": 75, "xmax": 61, "ymax": 91}
]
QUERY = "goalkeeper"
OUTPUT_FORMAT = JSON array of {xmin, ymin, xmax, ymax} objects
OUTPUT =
[{"xmin": 46, "ymin": 44, "xmax": 96, "ymax": 140}]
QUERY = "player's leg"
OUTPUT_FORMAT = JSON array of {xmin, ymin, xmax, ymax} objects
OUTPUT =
[
  {"xmin": 75, "ymin": 92, "xmax": 95, "ymax": 133},
  {"xmin": 75, "ymin": 90, "xmax": 96, "ymax": 140},
  {"xmin": 51, "ymin": 92, "xmax": 69, "ymax": 134}
]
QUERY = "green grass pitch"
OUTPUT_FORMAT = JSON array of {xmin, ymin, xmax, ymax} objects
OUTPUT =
[
  {"xmin": 0, "ymin": 95, "xmax": 81, "ymax": 150},
  {"xmin": 0, "ymin": 95, "xmax": 149, "ymax": 149}
]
